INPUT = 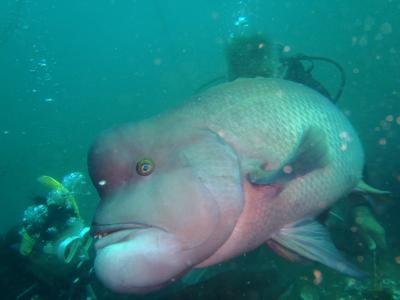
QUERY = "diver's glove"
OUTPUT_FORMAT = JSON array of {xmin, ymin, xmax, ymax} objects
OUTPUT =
[{"xmin": 353, "ymin": 205, "xmax": 387, "ymax": 251}]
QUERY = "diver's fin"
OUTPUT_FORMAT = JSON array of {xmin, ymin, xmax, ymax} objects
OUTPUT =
[
  {"xmin": 37, "ymin": 175, "xmax": 64, "ymax": 190},
  {"xmin": 354, "ymin": 180, "xmax": 390, "ymax": 195},
  {"xmin": 248, "ymin": 127, "xmax": 329, "ymax": 185},
  {"xmin": 37, "ymin": 175, "xmax": 81, "ymax": 218},
  {"xmin": 269, "ymin": 219, "xmax": 367, "ymax": 278}
]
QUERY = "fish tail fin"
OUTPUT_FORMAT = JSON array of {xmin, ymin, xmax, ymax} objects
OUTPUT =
[{"xmin": 354, "ymin": 180, "xmax": 390, "ymax": 195}]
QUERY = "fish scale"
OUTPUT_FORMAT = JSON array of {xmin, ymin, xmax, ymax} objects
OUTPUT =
[
  {"xmin": 89, "ymin": 77, "xmax": 366, "ymax": 293},
  {"xmin": 178, "ymin": 77, "xmax": 364, "ymax": 266}
]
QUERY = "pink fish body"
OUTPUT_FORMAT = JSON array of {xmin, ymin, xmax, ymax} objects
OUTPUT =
[{"xmin": 89, "ymin": 78, "xmax": 364, "ymax": 294}]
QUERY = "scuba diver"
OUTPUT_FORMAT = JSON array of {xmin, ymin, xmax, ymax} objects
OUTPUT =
[
  {"xmin": 224, "ymin": 33, "xmax": 345, "ymax": 103},
  {"xmin": 0, "ymin": 172, "xmax": 98, "ymax": 300},
  {"xmin": 197, "ymin": 33, "xmax": 346, "ymax": 105}
]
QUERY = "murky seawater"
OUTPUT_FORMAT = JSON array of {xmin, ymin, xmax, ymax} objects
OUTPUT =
[{"xmin": 0, "ymin": 1, "xmax": 399, "ymax": 299}]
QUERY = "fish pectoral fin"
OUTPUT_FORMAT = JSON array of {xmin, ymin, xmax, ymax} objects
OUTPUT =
[
  {"xmin": 248, "ymin": 127, "xmax": 329, "ymax": 185},
  {"xmin": 269, "ymin": 219, "xmax": 367, "ymax": 278}
]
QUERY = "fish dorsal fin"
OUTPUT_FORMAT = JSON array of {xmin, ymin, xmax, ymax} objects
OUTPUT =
[
  {"xmin": 248, "ymin": 127, "xmax": 329, "ymax": 185},
  {"xmin": 269, "ymin": 219, "xmax": 367, "ymax": 278}
]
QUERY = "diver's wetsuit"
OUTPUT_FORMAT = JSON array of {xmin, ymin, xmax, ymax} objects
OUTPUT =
[
  {"xmin": 0, "ymin": 229, "xmax": 36, "ymax": 299},
  {"xmin": 0, "ymin": 227, "xmax": 63, "ymax": 299},
  {"xmin": 0, "ymin": 225, "xmax": 97, "ymax": 300}
]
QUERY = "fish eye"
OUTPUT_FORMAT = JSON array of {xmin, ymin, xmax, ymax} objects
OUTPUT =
[{"xmin": 136, "ymin": 158, "xmax": 155, "ymax": 176}]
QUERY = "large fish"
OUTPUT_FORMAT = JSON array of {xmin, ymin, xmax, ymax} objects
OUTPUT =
[{"xmin": 88, "ymin": 78, "xmax": 367, "ymax": 294}]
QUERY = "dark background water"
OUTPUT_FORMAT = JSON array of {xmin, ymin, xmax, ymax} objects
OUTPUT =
[{"xmin": 0, "ymin": 0, "xmax": 399, "ymax": 241}]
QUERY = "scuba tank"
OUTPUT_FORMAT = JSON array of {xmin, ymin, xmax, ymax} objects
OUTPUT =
[{"xmin": 281, "ymin": 54, "xmax": 346, "ymax": 104}]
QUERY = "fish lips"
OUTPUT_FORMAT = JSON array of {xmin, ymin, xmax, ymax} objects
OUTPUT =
[
  {"xmin": 91, "ymin": 222, "xmax": 162, "ymax": 250},
  {"xmin": 92, "ymin": 222, "xmax": 188, "ymax": 294}
]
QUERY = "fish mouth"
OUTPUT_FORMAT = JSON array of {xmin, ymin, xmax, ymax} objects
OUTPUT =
[{"xmin": 91, "ymin": 222, "xmax": 158, "ymax": 250}]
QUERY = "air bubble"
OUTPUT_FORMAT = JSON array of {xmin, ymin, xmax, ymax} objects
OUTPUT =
[
  {"xmin": 283, "ymin": 165, "xmax": 293, "ymax": 174},
  {"xmin": 380, "ymin": 22, "xmax": 392, "ymax": 35},
  {"xmin": 217, "ymin": 130, "xmax": 225, "ymax": 138},
  {"xmin": 339, "ymin": 131, "xmax": 351, "ymax": 141},
  {"xmin": 385, "ymin": 115, "xmax": 394, "ymax": 122},
  {"xmin": 153, "ymin": 58, "xmax": 162, "ymax": 65}
]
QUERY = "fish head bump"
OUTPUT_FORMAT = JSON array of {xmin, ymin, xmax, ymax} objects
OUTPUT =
[{"xmin": 88, "ymin": 121, "xmax": 244, "ymax": 293}]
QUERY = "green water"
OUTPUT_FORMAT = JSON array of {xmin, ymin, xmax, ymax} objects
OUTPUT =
[{"xmin": 0, "ymin": 1, "xmax": 399, "ymax": 299}]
